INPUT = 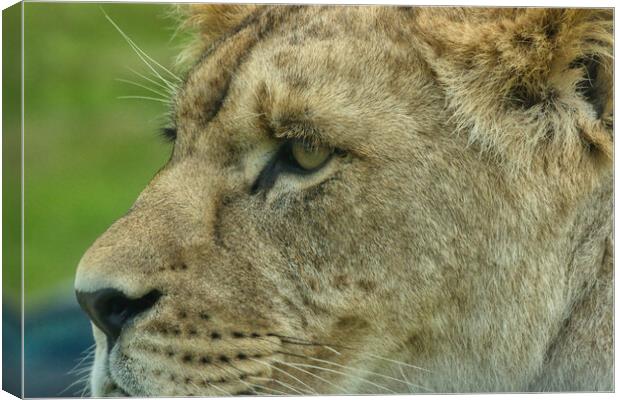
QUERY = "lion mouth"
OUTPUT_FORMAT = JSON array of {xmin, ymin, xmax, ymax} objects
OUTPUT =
[
  {"xmin": 98, "ymin": 354, "xmax": 132, "ymax": 397},
  {"xmin": 94, "ymin": 327, "xmax": 415, "ymax": 396},
  {"xmin": 102, "ymin": 354, "xmax": 277, "ymax": 397},
  {"xmin": 89, "ymin": 311, "xmax": 372, "ymax": 396},
  {"xmin": 97, "ymin": 329, "xmax": 289, "ymax": 396}
]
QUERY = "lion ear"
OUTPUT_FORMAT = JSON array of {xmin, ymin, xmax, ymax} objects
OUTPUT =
[
  {"xmin": 563, "ymin": 23, "xmax": 613, "ymax": 160},
  {"xmin": 417, "ymin": 8, "xmax": 613, "ymax": 167},
  {"xmin": 176, "ymin": 4, "xmax": 260, "ymax": 65},
  {"xmin": 531, "ymin": 9, "xmax": 613, "ymax": 162}
]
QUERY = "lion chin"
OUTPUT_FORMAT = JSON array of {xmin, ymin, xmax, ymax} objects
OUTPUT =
[{"xmin": 75, "ymin": 5, "xmax": 613, "ymax": 396}]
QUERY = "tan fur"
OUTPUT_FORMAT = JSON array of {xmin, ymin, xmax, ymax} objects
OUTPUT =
[
  {"xmin": 75, "ymin": 6, "xmax": 613, "ymax": 396},
  {"xmin": 175, "ymin": 4, "xmax": 263, "ymax": 66}
]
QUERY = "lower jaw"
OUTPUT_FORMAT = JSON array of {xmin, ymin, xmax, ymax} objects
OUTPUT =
[{"xmin": 102, "ymin": 382, "xmax": 259, "ymax": 397}]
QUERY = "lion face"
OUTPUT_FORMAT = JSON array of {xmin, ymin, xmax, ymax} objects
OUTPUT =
[{"xmin": 75, "ymin": 6, "xmax": 613, "ymax": 396}]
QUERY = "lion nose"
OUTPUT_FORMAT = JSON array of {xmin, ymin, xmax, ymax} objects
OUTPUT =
[{"xmin": 76, "ymin": 288, "xmax": 162, "ymax": 344}]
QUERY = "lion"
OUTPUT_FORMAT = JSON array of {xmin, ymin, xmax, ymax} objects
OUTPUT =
[{"xmin": 74, "ymin": 6, "xmax": 613, "ymax": 396}]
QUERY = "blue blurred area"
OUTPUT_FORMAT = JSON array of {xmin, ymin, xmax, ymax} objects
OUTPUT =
[
  {"xmin": 24, "ymin": 296, "xmax": 94, "ymax": 397},
  {"xmin": 3, "ymin": 299, "xmax": 21, "ymax": 397}
]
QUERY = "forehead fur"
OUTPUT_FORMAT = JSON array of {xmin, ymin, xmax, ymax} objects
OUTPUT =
[
  {"xmin": 176, "ymin": 4, "xmax": 263, "ymax": 66},
  {"xmin": 178, "ymin": 6, "xmax": 612, "ymax": 175}
]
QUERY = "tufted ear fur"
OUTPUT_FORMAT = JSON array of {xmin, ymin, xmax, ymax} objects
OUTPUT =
[
  {"xmin": 415, "ymin": 8, "xmax": 613, "ymax": 172},
  {"xmin": 176, "ymin": 4, "xmax": 262, "ymax": 66}
]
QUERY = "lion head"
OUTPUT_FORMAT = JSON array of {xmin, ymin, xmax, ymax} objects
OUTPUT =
[{"xmin": 75, "ymin": 6, "xmax": 613, "ymax": 396}]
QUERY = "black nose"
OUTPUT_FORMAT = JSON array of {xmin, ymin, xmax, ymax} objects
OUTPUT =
[{"xmin": 76, "ymin": 288, "xmax": 161, "ymax": 344}]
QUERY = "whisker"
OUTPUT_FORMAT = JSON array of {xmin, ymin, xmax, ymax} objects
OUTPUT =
[
  {"xmin": 79, "ymin": 343, "xmax": 97, "ymax": 356},
  {"xmin": 397, "ymin": 364, "xmax": 417, "ymax": 393},
  {"xmin": 167, "ymin": 17, "xmax": 185, "ymax": 45},
  {"xmin": 277, "ymin": 334, "xmax": 431, "ymax": 373},
  {"xmin": 117, "ymin": 95, "xmax": 169, "ymax": 104},
  {"xmin": 190, "ymin": 380, "xmax": 204, "ymax": 394},
  {"xmin": 247, "ymin": 380, "xmax": 290, "ymax": 395},
  {"xmin": 102, "ymin": 10, "xmax": 179, "ymax": 93},
  {"xmin": 322, "ymin": 345, "xmax": 342, "ymax": 356},
  {"xmin": 68, "ymin": 352, "xmax": 94, "ymax": 375},
  {"xmin": 361, "ymin": 353, "xmax": 432, "ymax": 373},
  {"xmin": 64, "ymin": 348, "xmax": 95, "ymax": 396},
  {"xmin": 275, "ymin": 359, "xmax": 349, "ymax": 393},
  {"xmin": 250, "ymin": 357, "xmax": 317, "ymax": 395},
  {"xmin": 207, "ymin": 382, "xmax": 233, "ymax": 396},
  {"xmin": 79, "ymin": 380, "xmax": 90, "ymax": 398},
  {"xmin": 211, "ymin": 362, "xmax": 291, "ymax": 396},
  {"xmin": 126, "ymin": 66, "xmax": 174, "ymax": 94},
  {"xmin": 217, "ymin": 361, "xmax": 249, "ymax": 377},
  {"xmin": 69, "ymin": 367, "xmax": 92, "ymax": 379},
  {"xmin": 60, "ymin": 379, "xmax": 85, "ymax": 395},
  {"xmin": 211, "ymin": 363, "xmax": 244, "ymax": 383},
  {"xmin": 61, "ymin": 372, "xmax": 92, "ymax": 396},
  {"xmin": 194, "ymin": 367, "xmax": 236, "ymax": 396},
  {"xmin": 280, "ymin": 350, "xmax": 431, "ymax": 392},
  {"xmin": 284, "ymin": 361, "xmax": 397, "ymax": 394},
  {"xmin": 209, "ymin": 361, "xmax": 296, "ymax": 396},
  {"xmin": 249, "ymin": 377, "xmax": 307, "ymax": 396},
  {"xmin": 280, "ymin": 339, "xmax": 331, "ymax": 347},
  {"xmin": 214, "ymin": 364, "xmax": 282, "ymax": 395},
  {"xmin": 272, "ymin": 334, "xmax": 345, "ymax": 350},
  {"xmin": 212, "ymin": 361, "xmax": 276, "ymax": 395},
  {"xmin": 103, "ymin": 9, "xmax": 181, "ymax": 83},
  {"xmin": 73, "ymin": 346, "xmax": 95, "ymax": 362},
  {"xmin": 115, "ymin": 78, "xmax": 169, "ymax": 99},
  {"xmin": 79, "ymin": 381, "xmax": 91, "ymax": 397},
  {"xmin": 248, "ymin": 388, "xmax": 275, "ymax": 396}
]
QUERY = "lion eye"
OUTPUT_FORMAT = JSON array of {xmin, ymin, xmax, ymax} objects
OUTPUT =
[
  {"xmin": 290, "ymin": 140, "xmax": 331, "ymax": 171},
  {"xmin": 250, "ymin": 139, "xmax": 336, "ymax": 194}
]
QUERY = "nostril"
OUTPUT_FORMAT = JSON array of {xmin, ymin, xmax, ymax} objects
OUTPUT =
[{"xmin": 76, "ymin": 288, "xmax": 162, "ymax": 345}]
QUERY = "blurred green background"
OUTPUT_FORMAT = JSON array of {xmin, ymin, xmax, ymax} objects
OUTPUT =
[
  {"xmin": 23, "ymin": 3, "xmax": 181, "ymax": 306},
  {"xmin": 8, "ymin": 3, "xmax": 188, "ymax": 395}
]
